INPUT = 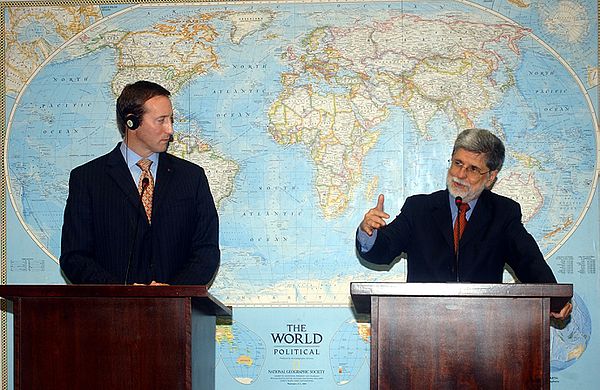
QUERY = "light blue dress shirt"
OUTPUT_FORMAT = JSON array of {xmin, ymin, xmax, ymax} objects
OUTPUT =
[{"xmin": 119, "ymin": 142, "xmax": 159, "ymax": 186}]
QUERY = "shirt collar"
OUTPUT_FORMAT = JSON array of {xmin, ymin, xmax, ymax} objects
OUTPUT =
[
  {"xmin": 447, "ymin": 190, "xmax": 478, "ymax": 220},
  {"xmin": 119, "ymin": 141, "xmax": 159, "ymax": 169}
]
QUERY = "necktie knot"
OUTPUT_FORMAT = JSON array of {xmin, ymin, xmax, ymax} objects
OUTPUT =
[{"xmin": 137, "ymin": 158, "xmax": 152, "ymax": 172}]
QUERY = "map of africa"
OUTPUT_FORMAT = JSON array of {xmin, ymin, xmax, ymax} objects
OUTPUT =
[{"xmin": 2, "ymin": 1, "xmax": 598, "ymax": 388}]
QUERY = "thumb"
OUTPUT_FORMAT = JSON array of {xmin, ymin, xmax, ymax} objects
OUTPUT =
[{"xmin": 376, "ymin": 194, "xmax": 385, "ymax": 212}]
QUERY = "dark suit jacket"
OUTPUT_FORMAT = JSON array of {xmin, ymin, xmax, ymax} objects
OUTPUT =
[
  {"xmin": 357, "ymin": 189, "xmax": 557, "ymax": 283},
  {"xmin": 60, "ymin": 143, "xmax": 220, "ymax": 285}
]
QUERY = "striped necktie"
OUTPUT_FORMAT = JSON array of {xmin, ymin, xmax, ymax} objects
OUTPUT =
[
  {"xmin": 136, "ymin": 159, "xmax": 154, "ymax": 224},
  {"xmin": 454, "ymin": 203, "xmax": 470, "ymax": 253}
]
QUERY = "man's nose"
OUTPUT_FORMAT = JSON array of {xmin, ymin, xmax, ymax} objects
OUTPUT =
[
  {"xmin": 165, "ymin": 121, "xmax": 174, "ymax": 134},
  {"xmin": 455, "ymin": 166, "xmax": 468, "ymax": 179}
]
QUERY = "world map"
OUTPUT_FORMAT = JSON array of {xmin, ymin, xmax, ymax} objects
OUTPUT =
[{"xmin": 2, "ymin": 1, "xmax": 598, "ymax": 389}]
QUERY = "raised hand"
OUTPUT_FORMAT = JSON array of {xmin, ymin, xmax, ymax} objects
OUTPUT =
[{"xmin": 359, "ymin": 194, "xmax": 390, "ymax": 236}]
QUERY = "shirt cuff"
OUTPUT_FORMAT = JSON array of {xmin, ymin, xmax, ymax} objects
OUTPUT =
[{"xmin": 356, "ymin": 227, "xmax": 378, "ymax": 253}]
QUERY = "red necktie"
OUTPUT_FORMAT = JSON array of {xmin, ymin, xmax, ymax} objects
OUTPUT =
[
  {"xmin": 454, "ymin": 203, "xmax": 470, "ymax": 253},
  {"xmin": 136, "ymin": 159, "xmax": 154, "ymax": 224}
]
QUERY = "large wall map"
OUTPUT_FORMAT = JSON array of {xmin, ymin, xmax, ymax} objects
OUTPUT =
[{"xmin": 2, "ymin": 1, "xmax": 598, "ymax": 389}]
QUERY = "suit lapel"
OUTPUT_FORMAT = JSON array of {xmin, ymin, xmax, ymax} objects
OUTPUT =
[
  {"xmin": 432, "ymin": 190, "xmax": 454, "ymax": 250},
  {"xmin": 153, "ymin": 152, "xmax": 175, "ymax": 212},
  {"xmin": 460, "ymin": 190, "xmax": 493, "ymax": 249},
  {"xmin": 106, "ymin": 144, "xmax": 141, "ymax": 210}
]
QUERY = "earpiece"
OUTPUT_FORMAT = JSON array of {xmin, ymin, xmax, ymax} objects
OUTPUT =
[{"xmin": 125, "ymin": 114, "xmax": 140, "ymax": 130}]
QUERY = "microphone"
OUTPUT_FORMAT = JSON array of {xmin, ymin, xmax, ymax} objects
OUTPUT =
[
  {"xmin": 455, "ymin": 196, "xmax": 463, "ymax": 207},
  {"xmin": 124, "ymin": 177, "xmax": 150, "ymax": 285},
  {"xmin": 454, "ymin": 196, "xmax": 463, "ymax": 282}
]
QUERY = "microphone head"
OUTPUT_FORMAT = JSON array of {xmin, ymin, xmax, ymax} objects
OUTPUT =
[
  {"xmin": 455, "ymin": 196, "xmax": 463, "ymax": 206},
  {"xmin": 142, "ymin": 177, "xmax": 150, "ymax": 188}
]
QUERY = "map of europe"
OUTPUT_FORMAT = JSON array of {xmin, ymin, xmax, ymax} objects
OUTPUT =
[{"xmin": 2, "ymin": 1, "xmax": 598, "ymax": 388}]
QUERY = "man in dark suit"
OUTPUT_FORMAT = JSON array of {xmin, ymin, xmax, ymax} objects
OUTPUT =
[
  {"xmin": 356, "ymin": 128, "xmax": 571, "ymax": 319},
  {"xmin": 60, "ymin": 80, "xmax": 219, "ymax": 285}
]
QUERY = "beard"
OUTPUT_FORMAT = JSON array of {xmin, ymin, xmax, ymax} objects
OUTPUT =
[{"xmin": 446, "ymin": 171, "xmax": 486, "ymax": 203}]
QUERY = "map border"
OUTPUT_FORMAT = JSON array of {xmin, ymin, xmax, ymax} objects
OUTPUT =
[
  {"xmin": 1, "ymin": 1, "xmax": 599, "ymax": 389},
  {"xmin": 1, "ymin": 6, "xmax": 7, "ymax": 390}
]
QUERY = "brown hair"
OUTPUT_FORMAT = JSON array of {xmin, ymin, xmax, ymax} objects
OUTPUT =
[{"xmin": 115, "ymin": 80, "xmax": 171, "ymax": 137}]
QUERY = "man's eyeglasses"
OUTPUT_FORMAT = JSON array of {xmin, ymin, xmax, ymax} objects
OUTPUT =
[{"xmin": 448, "ymin": 159, "xmax": 491, "ymax": 179}]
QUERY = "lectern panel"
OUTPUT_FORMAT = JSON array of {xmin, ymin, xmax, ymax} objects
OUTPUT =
[
  {"xmin": 16, "ymin": 297, "xmax": 190, "ymax": 390},
  {"xmin": 351, "ymin": 282, "xmax": 570, "ymax": 390},
  {"xmin": 0, "ymin": 285, "xmax": 231, "ymax": 390},
  {"xmin": 373, "ymin": 296, "xmax": 547, "ymax": 389}
]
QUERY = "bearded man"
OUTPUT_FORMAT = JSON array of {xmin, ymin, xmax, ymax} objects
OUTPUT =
[{"xmin": 356, "ymin": 128, "xmax": 571, "ymax": 319}]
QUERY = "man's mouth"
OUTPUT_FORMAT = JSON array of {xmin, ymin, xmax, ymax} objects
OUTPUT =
[{"xmin": 451, "ymin": 178, "xmax": 469, "ymax": 191}]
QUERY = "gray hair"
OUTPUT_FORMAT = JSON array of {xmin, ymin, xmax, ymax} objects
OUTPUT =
[{"xmin": 452, "ymin": 128, "xmax": 505, "ymax": 171}]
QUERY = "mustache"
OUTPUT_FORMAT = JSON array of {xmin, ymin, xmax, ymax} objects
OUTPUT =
[{"xmin": 450, "ymin": 176, "xmax": 470, "ymax": 188}]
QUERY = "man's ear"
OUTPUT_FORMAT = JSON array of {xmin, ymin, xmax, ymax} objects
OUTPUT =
[{"xmin": 486, "ymin": 170, "xmax": 499, "ymax": 190}]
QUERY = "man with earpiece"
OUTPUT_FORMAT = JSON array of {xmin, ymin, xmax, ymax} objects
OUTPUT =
[{"xmin": 59, "ymin": 80, "xmax": 220, "ymax": 286}]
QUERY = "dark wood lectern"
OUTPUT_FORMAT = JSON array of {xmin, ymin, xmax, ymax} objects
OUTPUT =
[
  {"xmin": 0, "ymin": 285, "xmax": 231, "ymax": 390},
  {"xmin": 351, "ymin": 282, "xmax": 572, "ymax": 390}
]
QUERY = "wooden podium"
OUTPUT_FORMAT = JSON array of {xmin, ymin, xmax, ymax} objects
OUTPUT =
[
  {"xmin": 351, "ymin": 282, "xmax": 572, "ymax": 390},
  {"xmin": 0, "ymin": 285, "xmax": 231, "ymax": 390}
]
